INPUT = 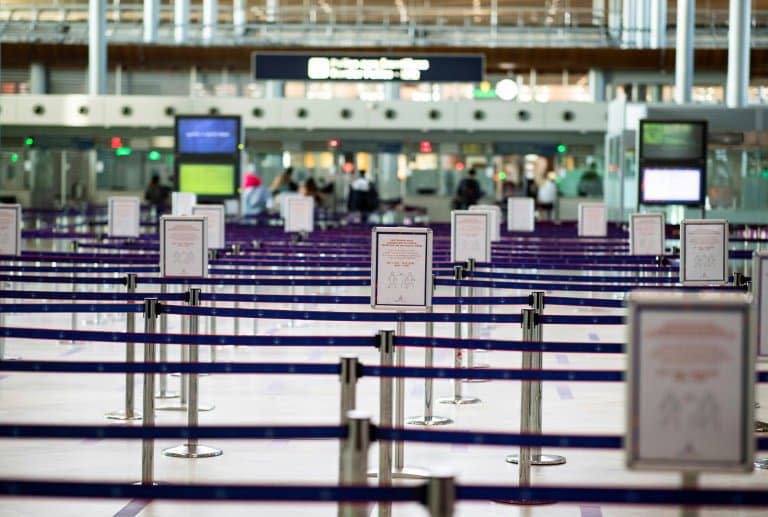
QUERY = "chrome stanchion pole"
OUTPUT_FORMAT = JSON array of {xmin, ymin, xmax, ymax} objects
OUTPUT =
[
  {"xmin": 106, "ymin": 273, "xmax": 141, "ymax": 420},
  {"xmin": 208, "ymin": 249, "xmax": 218, "ymax": 362},
  {"xmin": 164, "ymin": 288, "xmax": 222, "ymax": 458},
  {"xmin": 425, "ymin": 472, "xmax": 456, "ymax": 517},
  {"xmin": 231, "ymin": 244, "xmax": 241, "ymax": 338},
  {"xmin": 69, "ymin": 240, "xmax": 77, "ymax": 340},
  {"xmin": 680, "ymin": 472, "xmax": 700, "ymax": 517},
  {"xmin": 376, "ymin": 330, "xmax": 393, "ymax": 517},
  {"xmin": 155, "ymin": 282, "xmax": 178, "ymax": 400},
  {"xmin": 338, "ymin": 355, "xmax": 361, "ymax": 482},
  {"xmin": 439, "ymin": 265, "xmax": 480, "ymax": 405},
  {"xmin": 407, "ymin": 304, "xmax": 452, "ymax": 426},
  {"xmin": 252, "ymin": 241, "xmax": 260, "ymax": 335},
  {"xmin": 338, "ymin": 411, "xmax": 371, "ymax": 517},
  {"xmin": 141, "ymin": 298, "xmax": 159, "ymax": 485},
  {"xmin": 463, "ymin": 258, "xmax": 489, "ymax": 380}
]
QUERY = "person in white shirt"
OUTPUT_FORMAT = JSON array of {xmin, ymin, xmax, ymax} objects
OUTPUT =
[{"xmin": 536, "ymin": 171, "xmax": 558, "ymax": 220}]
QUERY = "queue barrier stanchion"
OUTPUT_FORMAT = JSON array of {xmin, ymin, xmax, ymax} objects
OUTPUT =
[
  {"xmin": 0, "ymin": 268, "xmax": 20, "ymax": 360},
  {"xmin": 231, "ymin": 244, "xmax": 241, "ymax": 337},
  {"xmin": 156, "ymin": 282, "xmax": 179, "ymax": 400},
  {"xmin": 141, "ymin": 298, "xmax": 159, "ymax": 485},
  {"xmin": 338, "ymin": 355, "xmax": 361, "ymax": 482},
  {"xmin": 106, "ymin": 273, "xmax": 141, "ymax": 421},
  {"xmin": 163, "ymin": 288, "xmax": 222, "ymax": 459},
  {"xmin": 208, "ymin": 249, "xmax": 219, "ymax": 362},
  {"xmin": 506, "ymin": 293, "xmax": 566, "ymax": 468},
  {"xmin": 68, "ymin": 240, "xmax": 78, "ymax": 342},
  {"xmin": 426, "ymin": 472, "xmax": 456, "ymax": 517},
  {"xmin": 463, "ymin": 258, "xmax": 490, "ymax": 380},
  {"xmin": 338, "ymin": 411, "xmax": 371, "ymax": 517},
  {"xmin": 407, "ymin": 282, "xmax": 453, "ymax": 426},
  {"xmin": 375, "ymin": 330, "xmax": 393, "ymax": 517},
  {"xmin": 439, "ymin": 265, "xmax": 480, "ymax": 405}
]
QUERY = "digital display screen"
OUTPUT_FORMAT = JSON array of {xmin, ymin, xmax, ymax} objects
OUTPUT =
[
  {"xmin": 178, "ymin": 163, "xmax": 236, "ymax": 196},
  {"xmin": 640, "ymin": 121, "xmax": 705, "ymax": 161},
  {"xmin": 640, "ymin": 167, "xmax": 703, "ymax": 205},
  {"xmin": 176, "ymin": 117, "xmax": 239, "ymax": 155}
]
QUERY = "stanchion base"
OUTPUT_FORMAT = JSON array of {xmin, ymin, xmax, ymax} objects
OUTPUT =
[
  {"xmin": 755, "ymin": 458, "xmax": 768, "ymax": 470},
  {"xmin": 0, "ymin": 355, "xmax": 21, "ymax": 361},
  {"xmin": 171, "ymin": 373, "xmax": 209, "ymax": 378},
  {"xmin": 162, "ymin": 444, "xmax": 223, "ymax": 459},
  {"xmin": 438, "ymin": 395, "xmax": 481, "ymax": 405},
  {"xmin": 756, "ymin": 421, "xmax": 768, "ymax": 433},
  {"xmin": 505, "ymin": 453, "xmax": 567, "ymax": 466},
  {"xmin": 493, "ymin": 498, "xmax": 557, "ymax": 506},
  {"xmin": 406, "ymin": 415, "xmax": 453, "ymax": 426},
  {"xmin": 156, "ymin": 402, "xmax": 215, "ymax": 412},
  {"xmin": 462, "ymin": 377, "xmax": 490, "ymax": 384},
  {"xmin": 155, "ymin": 391, "xmax": 180, "ymax": 400},
  {"xmin": 105, "ymin": 410, "xmax": 142, "ymax": 421},
  {"xmin": 367, "ymin": 466, "xmax": 431, "ymax": 480}
]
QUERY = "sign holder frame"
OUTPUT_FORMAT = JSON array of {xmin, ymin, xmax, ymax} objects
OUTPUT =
[
  {"xmin": 507, "ymin": 197, "xmax": 535, "ymax": 233},
  {"xmin": 107, "ymin": 196, "xmax": 141, "ymax": 238},
  {"xmin": 191, "ymin": 204, "xmax": 226, "ymax": 250},
  {"xmin": 679, "ymin": 219, "xmax": 729, "ymax": 286},
  {"xmin": 0, "ymin": 203, "xmax": 22, "ymax": 257},
  {"xmin": 577, "ymin": 202, "xmax": 608, "ymax": 237},
  {"xmin": 159, "ymin": 216, "xmax": 209, "ymax": 278},
  {"xmin": 450, "ymin": 210, "xmax": 491, "ymax": 263},
  {"xmin": 626, "ymin": 290, "xmax": 754, "ymax": 473},
  {"xmin": 284, "ymin": 195, "xmax": 315, "ymax": 234},
  {"xmin": 370, "ymin": 227, "xmax": 433, "ymax": 311},
  {"xmin": 629, "ymin": 212, "xmax": 665, "ymax": 256}
]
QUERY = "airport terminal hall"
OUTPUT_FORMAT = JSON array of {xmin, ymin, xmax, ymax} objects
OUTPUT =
[{"xmin": 3, "ymin": 0, "xmax": 768, "ymax": 516}]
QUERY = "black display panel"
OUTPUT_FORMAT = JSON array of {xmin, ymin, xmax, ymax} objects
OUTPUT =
[
  {"xmin": 639, "ymin": 120, "xmax": 706, "ymax": 161},
  {"xmin": 639, "ymin": 166, "xmax": 705, "ymax": 206},
  {"xmin": 175, "ymin": 116, "xmax": 240, "ymax": 155}
]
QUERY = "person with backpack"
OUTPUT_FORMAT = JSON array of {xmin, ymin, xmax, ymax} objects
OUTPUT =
[
  {"xmin": 453, "ymin": 168, "xmax": 483, "ymax": 209},
  {"xmin": 347, "ymin": 169, "xmax": 379, "ymax": 222}
]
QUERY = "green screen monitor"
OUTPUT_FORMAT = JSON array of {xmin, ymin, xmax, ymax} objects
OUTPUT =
[
  {"xmin": 639, "ymin": 120, "xmax": 706, "ymax": 162},
  {"xmin": 178, "ymin": 163, "xmax": 237, "ymax": 196}
]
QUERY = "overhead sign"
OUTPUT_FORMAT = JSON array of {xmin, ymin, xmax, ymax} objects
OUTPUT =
[
  {"xmin": 754, "ymin": 251, "xmax": 768, "ymax": 359},
  {"xmin": 252, "ymin": 52, "xmax": 484, "ymax": 82},
  {"xmin": 172, "ymin": 192, "xmax": 197, "ymax": 216},
  {"xmin": 192, "ymin": 204, "xmax": 226, "ymax": 250},
  {"xmin": 451, "ymin": 210, "xmax": 491, "ymax": 263},
  {"xmin": 679, "ymin": 219, "xmax": 729, "ymax": 286},
  {"xmin": 160, "ymin": 216, "xmax": 208, "ymax": 278},
  {"xmin": 469, "ymin": 204, "xmax": 501, "ymax": 242},
  {"xmin": 284, "ymin": 195, "xmax": 314, "ymax": 233},
  {"xmin": 0, "ymin": 204, "xmax": 21, "ymax": 256},
  {"xmin": 507, "ymin": 197, "xmax": 535, "ymax": 233},
  {"xmin": 626, "ymin": 290, "xmax": 753, "ymax": 471},
  {"xmin": 577, "ymin": 203, "xmax": 608, "ymax": 237},
  {"xmin": 629, "ymin": 213, "xmax": 665, "ymax": 256},
  {"xmin": 107, "ymin": 196, "xmax": 141, "ymax": 238},
  {"xmin": 370, "ymin": 227, "xmax": 433, "ymax": 310}
]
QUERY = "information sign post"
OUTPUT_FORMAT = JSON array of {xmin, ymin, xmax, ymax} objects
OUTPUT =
[
  {"xmin": 753, "ymin": 251, "xmax": 768, "ymax": 469},
  {"xmin": 191, "ymin": 204, "xmax": 226, "ymax": 250},
  {"xmin": 577, "ymin": 203, "xmax": 608, "ymax": 237},
  {"xmin": 507, "ymin": 198, "xmax": 535, "ymax": 233},
  {"xmin": 629, "ymin": 213, "xmax": 665, "ymax": 256},
  {"xmin": 107, "ymin": 196, "xmax": 141, "ymax": 238},
  {"xmin": 679, "ymin": 220, "xmax": 729, "ymax": 286},
  {"xmin": 0, "ymin": 204, "xmax": 22, "ymax": 361},
  {"xmin": 284, "ymin": 195, "xmax": 315, "ymax": 234}
]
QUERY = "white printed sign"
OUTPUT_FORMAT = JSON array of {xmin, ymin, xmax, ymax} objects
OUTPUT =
[
  {"xmin": 755, "ymin": 251, "xmax": 768, "ymax": 359},
  {"xmin": 626, "ymin": 291, "xmax": 753, "ymax": 471},
  {"xmin": 284, "ymin": 195, "xmax": 314, "ymax": 233},
  {"xmin": 172, "ymin": 192, "xmax": 197, "ymax": 216},
  {"xmin": 0, "ymin": 204, "xmax": 21, "ymax": 256},
  {"xmin": 507, "ymin": 197, "xmax": 535, "ymax": 233},
  {"xmin": 578, "ymin": 203, "xmax": 608, "ymax": 237},
  {"xmin": 371, "ymin": 227, "xmax": 433, "ymax": 310},
  {"xmin": 192, "ymin": 204, "xmax": 225, "ymax": 250},
  {"xmin": 629, "ymin": 213, "xmax": 665, "ymax": 256},
  {"xmin": 680, "ymin": 220, "xmax": 728, "ymax": 286},
  {"xmin": 160, "ymin": 216, "xmax": 208, "ymax": 277},
  {"xmin": 107, "ymin": 196, "xmax": 141, "ymax": 238},
  {"xmin": 470, "ymin": 204, "xmax": 501, "ymax": 241},
  {"xmin": 451, "ymin": 210, "xmax": 491, "ymax": 263}
]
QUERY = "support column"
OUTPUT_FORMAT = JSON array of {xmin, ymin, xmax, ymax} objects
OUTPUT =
[
  {"xmin": 377, "ymin": 153, "xmax": 400, "ymax": 202},
  {"xmin": 649, "ymin": 0, "xmax": 666, "ymax": 49},
  {"xmin": 674, "ymin": 0, "xmax": 694, "ymax": 104},
  {"xmin": 265, "ymin": 80, "xmax": 285, "ymax": 99},
  {"xmin": 88, "ymin": 0, "xmax": 107, "ymax": 95},
  {"xmin": 233, "ymin": 0, "xmax": 247, "ymax": 38},
  {"xmin": 621, "ymin": 0, "xmax": 635, "ymax": 47},
  {"xmin": 174, "ymin": 0, "xmax": 190, "ymax": 43},
  {"xmin": 202, "ymin": 0, "xmax": 218, "ymax": 45},
  {"xmin": 588, "ymin": 68, "xmax": 606, "ymax": 102},
  {"xmin": 143, "ymin": 0, "xmax": 159, "ymax": 43},
  {"xmin": 30, "ymin": 63, "xmax": 47, "ymax": 94},
  {"xmin": 726, "ymin": 0, "xmax": 751, "ymax": 108},
  {"xmin": 266, "ymin": 0, "xmax": 279, "ymax": 23},
  {"xmin": 634, "ymin": 0, "xmax": 648, "ymax": 48}
]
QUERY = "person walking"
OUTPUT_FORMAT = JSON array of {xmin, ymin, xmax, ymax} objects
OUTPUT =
[
  {"xmin": 347, "ymin": 169, "xmax": 379, "ymax": 222},
  {"xmin": 453, "ymin": 168, "xmax": 483, "ymax": 209}
]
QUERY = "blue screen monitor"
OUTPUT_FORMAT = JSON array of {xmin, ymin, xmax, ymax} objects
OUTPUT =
[{"xmin": 175, "ymin": 116, "xmax": 240, "ymax": 155}]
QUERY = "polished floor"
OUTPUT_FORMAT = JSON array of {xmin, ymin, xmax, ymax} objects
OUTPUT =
[{"xmin": 1, "ymin": 266, "xmax": 767, "ymax": 516}]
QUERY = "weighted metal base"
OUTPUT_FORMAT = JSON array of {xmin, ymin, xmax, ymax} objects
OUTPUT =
[
  {"xmin": 462, "ymin": 376, "xmax": 490, "ymax": 384},
  {"xmin": 755, "ymin": 458, "xmax": 768, "ymax": 470},
  {"xmin": 505, "ymin": 453, "xmax": 567, "ymax": 466},
  {"xmin": 756, "ymin": 421, "xmax": 768, "ymax": 433},
  {"xmin": 0, "ymin": 355, "xmax": 21, "ymax": 361},
  {"xmin": 105, "ymin": 410, "xmax": 142, "ymax": 421},
  {"xmin": 406, "ymin": 415, "xmax": 453, "ymax": 426},
  {"xmin": 156, "ymin": 402, "xmax": 214, "ymax": 412},
  {"xmin": 367, "ymin": 466, "xmax": 431, "ymax": 479},
  {"xmin": 155, "ymin": 390, "xmax": 180, "ymax": 400},
  {"xmin": 162, "ymin": 444, "xmax": 222, "ymax": 459},
  {"xmin": 438, "ymin": 395, "xmax": 481, "ymax": 405},
  {"xmin": 493, "ymin": 498, "xmax": 557, "ymax": 506}
]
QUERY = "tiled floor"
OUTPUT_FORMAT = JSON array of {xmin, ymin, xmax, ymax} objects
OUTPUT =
[{"xmin": 1, "ymin": 253, "xmax": 767, "ymax": 516}]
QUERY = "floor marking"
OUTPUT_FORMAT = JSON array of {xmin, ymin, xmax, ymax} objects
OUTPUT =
[
  {"xmin": 113, "ymin": 498, "xmax": 150, "ymax": 517},
  {"xmin": 588, "ymin": 332, "xmax": 600, "ymax": 341},
  {"xmin": 556, "ymin": 354, "xmax": 570, "ymax": 365},
  {"xmin": 60, "ymin": 345, "xmax": 86, "ymax": 357},
  {"xmin": 556, "ymin": 385, "xmax": 574, "ymax": 400},
  {"xmin": 580, "ymin": 504, "xmax": 604, "ymax": 517}
]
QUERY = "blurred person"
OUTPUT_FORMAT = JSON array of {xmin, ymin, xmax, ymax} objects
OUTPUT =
[
  {"xmin": 144, "ymin": 174, "xmax": 168, "ymax": 220},
  {"xmin": 578, "ymin": 163, "xmax": 603, "ymax": 197},
  {"xmin": 347, "ymin": 169, "xmax": 379, "ymax": 221},
  {"xmin": 537, "ymin": 171, "xmax": 558, "ymax": 221},
  {"xmin": 270, "ymin": 166, "xmax": 298, "ymax": 195},
  {"xmin": 241, "ymin": 172, "xmax": 271, "ymax": 216},
  {"xmin": 300, "ymin": 177, "xmax": 324, "ymax": 206},
  {"xmin": 453, "ymin": 168, "xmax": 483, "ymax": 209}
]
